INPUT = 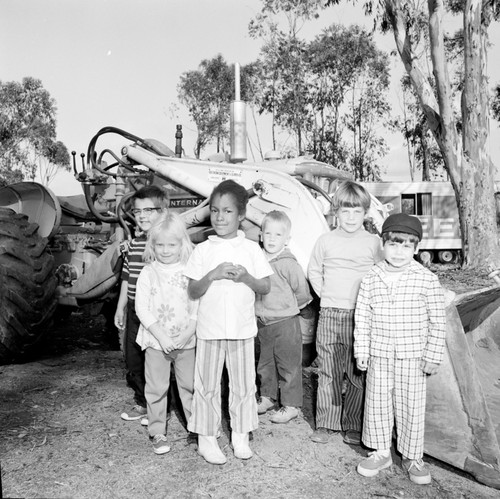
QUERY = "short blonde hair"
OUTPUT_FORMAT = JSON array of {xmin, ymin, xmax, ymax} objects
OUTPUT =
[
  {"xmin": 143, "ymin": 212, "xmax": 193, "ymax": 264},
  {"xmin": 332, "ymin": 180, "xmax": 371, "ymax": 213},
  {"xmin": 261, "ymin": 210, "xmax": 292, "ymax": 236}
]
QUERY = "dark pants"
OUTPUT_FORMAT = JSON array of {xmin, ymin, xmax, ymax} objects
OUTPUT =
[
  {"xmin": 124, "ymin": 302, "xmax": 146, "ymax": 407},
  {"xmin": 257, "ymin": 316, "xmax": 303, "ymax": 408}
]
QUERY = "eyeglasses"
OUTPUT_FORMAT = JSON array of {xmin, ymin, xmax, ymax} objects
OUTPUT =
[{"xmin": 131, "ymin": 207, "xmax": 161, "ymax": 216}]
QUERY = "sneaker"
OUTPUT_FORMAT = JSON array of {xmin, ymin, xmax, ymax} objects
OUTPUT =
[
  {"xmin": 152, "ymin": 434, "xmax": 170, "ymax": 455},
  {"xmin": 257, "ymin": 396, "xmax": 275, "ymax": 414},
  {"xmin": 343, "ymin": 429, "xmax": 361, "ymax": 446},
  {"xmin": 357, "ymin": 451, "xmax": 393, "ymax": 477},
  {"xmin": 270, "ymin": 406, "xmax": 299, "ymax": 424},
  {"xmin": 140, "ymin": 417, "xmax": 148, "ymax": 427},
  {"xmin": 310, "ymin": 427, "xmax": 330, "ymax": 444},
  {"xmin": 120, "ymin": 405, "xmax": 147, "ymax": 421},
  {"xmin": 402, "ymin": 458, "xmax": 431, "ymax": 485}
]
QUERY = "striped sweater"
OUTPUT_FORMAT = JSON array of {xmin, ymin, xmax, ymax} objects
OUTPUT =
[{"xmin": 122, "ymin": 236, "xmax": 147, "ymax": 302}]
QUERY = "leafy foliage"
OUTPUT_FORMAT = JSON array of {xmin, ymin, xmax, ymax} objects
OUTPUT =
[
  {"xmin": 177, "ymin": 55, "xmax": 234, "ymax": 158},
  {"xmin": 307, "ymin": 24, "xmax": 391, "ymax": 179},
  {"xmin": 36, "ymin": 140, "xmax": 71, "ymax": 186},
  {"xmin": 249, "ymin": 6, "xmax": 392, "ymax": 179},
  {"xmin": 391, "ymin": 75, "xmax": 446, "ymax": 181},
  {"xmin": 0, "ymin": 77, "xmax": 69, "ymax": 187}
]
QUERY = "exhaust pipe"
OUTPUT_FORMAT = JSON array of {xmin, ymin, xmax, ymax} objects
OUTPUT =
[{"xmin": 230, "ymin": 62, "xmax": 247, "ymax": 163}]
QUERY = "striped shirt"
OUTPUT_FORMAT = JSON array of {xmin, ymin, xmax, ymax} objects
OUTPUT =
[
  {"xmin": 354, "ymin": 260, "xmax": 446, "ymax": 364},
  {"xmin": 122, "ymin": 236, "xmax": 147, "ymax": 302}
]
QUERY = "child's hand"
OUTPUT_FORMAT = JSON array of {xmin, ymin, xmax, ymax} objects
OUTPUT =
[
  {"xmin": 356, "ymin": 357, "xmax": 368, "ymax": 371},
  {"xmin": 114, "ymin": 307, "xmax": 126, "ymax": 331},
  {"xmin": 175, "ymin": 322, "xmax": 196, "ymax": 349},
  {"xmin": 230, "ymin": 264, "xmax": 249, "ymax": 283},
  {"xmin": 209, "ymin": 262, "xmax": 240, "ymax": 281},
  {"xmin": 421, "ymin": 360, "xmax": 439, "ymax": 375},
  {"xmin": 160, "ymin": 337, "xmax": 176, "ymax": 355}
]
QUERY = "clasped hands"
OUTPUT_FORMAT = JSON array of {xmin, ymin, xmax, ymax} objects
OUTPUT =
[{"xmin": 210, "ymin": 262, "xmax": 249, "ymax": 283}]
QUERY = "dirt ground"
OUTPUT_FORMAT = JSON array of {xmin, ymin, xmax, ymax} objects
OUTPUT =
[{"xmin": 1, "ymin": 266, "xmax": 500, "ymax": 499}]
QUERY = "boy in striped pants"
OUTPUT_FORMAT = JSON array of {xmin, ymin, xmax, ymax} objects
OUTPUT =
[
  {"xmin": 354, "ymin": 213, "xmax": 446, "ymax": 484},
  {"xmin": 308, "ymin": 181, "xmax": 383, "ymax": 445}
]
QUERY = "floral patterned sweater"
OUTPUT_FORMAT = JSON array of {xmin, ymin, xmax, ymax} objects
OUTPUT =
[{"xmin": 135, "ymin": 260, "xmax": 198, "ymax": 351}]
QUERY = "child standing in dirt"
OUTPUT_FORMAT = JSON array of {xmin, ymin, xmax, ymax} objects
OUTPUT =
[
  {"xmin": 184, "ymin": 179, "xmax": 273, "ymax": 465},
  {"xmin": 135, "ymin": 213, "xmax": 197, "ymax": 455},
  {"xmin": 255, "ymin": 210, "xmax": 312, "ymax": 424},
  {"xmin": 354, "ymin": 213, "xmax": 446, "ymax": 484},
  {"xmin": 307, "ymin": 180, "xmax": 383, "ymax": 446},
  {"xmin": 114, "ymin": 185, "xmax": 169, "ymax": 422}
]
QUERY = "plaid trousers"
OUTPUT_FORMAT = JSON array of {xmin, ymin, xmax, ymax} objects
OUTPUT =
[{"xmin": 362, "ymin": 356, "xmax": 426, "ymax": 460}]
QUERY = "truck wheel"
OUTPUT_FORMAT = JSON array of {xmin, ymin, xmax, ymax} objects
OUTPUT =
[
  {"xmin": 438, "ymin": 250, "xmax": 456, "ymax": 264},
  {"xmin": 0, "ymin": 208, "xmax": 57, "ymax": 364},
  {"xmin": 418, "ymin": 250, "xmax": 433, "ymax": 267}
]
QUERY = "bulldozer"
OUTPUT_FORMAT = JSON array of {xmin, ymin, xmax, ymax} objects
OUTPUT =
[{"xmin": 0, "ymin": 70, "xmax": 500, "ymax": 490}]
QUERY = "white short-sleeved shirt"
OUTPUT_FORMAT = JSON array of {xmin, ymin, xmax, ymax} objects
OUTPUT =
[{"xmin": 184, "ymin": 231, "xmax": 273, "ymax": 340}]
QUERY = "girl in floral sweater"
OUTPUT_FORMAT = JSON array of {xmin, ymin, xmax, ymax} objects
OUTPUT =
[{"xmin": 135, "ymin": 213, "xmax": 198, "ymax": 455}]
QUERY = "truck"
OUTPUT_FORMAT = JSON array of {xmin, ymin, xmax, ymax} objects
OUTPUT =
[
  {"xmin": 361, "ymin": 180, "xmax": 500, "ymax": 266},
  {"xmin": 1, "ymin": 81, "xmax": 500, "ymax": 488}
]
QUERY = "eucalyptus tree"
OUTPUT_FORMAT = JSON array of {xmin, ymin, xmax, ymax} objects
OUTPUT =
[
  {"xmin": 326, "ymin": 0, "xmax": 500, "ymax": 269},
  {"xmin": 249, "ymin": 0, "xmax": 326, "ymax": 154},
  {"xmin": 308, "ymin": 24, "xmax": 391, "ymax": 179},
  {"xmin": 35, "ymin": 140, "xmax": 70, "ymax": 187},
  {"xmin": 393, "ymin": 75, "xmax": 445, "ymax": 181},
  {"xmin": 0, "ymin": 77, "xmax": 68, "ymax": 187},
  {"xmin": 177, "ymin": 55, "xmax": 234, "ymax": 158}
]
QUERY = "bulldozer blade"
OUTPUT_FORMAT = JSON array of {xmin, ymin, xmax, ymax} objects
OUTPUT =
[{"xmin": 425, "ymin": 286, "xmax": 500, "ymax": 489}]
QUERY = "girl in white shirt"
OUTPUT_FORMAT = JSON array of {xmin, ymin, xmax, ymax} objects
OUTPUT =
[
  {"xmin": 185, "ymin": 180, "xmax": 273, "ymax": 465},
  {"xmin": 135, "ymin": 213, "xmax": 198, "ymax": 455}
]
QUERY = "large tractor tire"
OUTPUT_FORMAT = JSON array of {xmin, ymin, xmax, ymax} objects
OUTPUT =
[{"xmin": 0, "ymin": 208, "xmax": 57, "ymax": 364}]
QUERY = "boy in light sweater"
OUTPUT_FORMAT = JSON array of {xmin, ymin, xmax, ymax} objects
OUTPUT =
[{"xmin": 308, "ymin": 181, "xmax": 383, "ymax": 445}]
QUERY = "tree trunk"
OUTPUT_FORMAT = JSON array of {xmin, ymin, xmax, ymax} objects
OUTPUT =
[
  {"xmin": 458, "ymin": 0, "xmax": 499, "ymax": 269},
  {"xmin": 385, "ymin": 0, "xmax": 500, "ymax": 270},
  {"xmin": 421, "ymin": 129, "xmax": 430, "ymax": 181}
]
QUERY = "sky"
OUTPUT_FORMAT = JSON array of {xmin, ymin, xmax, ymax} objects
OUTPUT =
[{"xmin": 2, "ymin": 0, "xmax": 500, "ymax": 195}]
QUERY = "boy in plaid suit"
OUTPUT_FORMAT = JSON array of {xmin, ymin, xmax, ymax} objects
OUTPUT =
[{"xmin": 354, "ymin": 213, "xmax": 446, "ymax": 485}]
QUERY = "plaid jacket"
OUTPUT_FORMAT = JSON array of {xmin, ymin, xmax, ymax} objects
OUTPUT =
[{"xmin": 354, "ymin": 260, "xmax": 446, "ymax": 364}]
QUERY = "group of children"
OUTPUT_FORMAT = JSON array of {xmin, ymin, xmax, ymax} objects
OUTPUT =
[{"xmin": 114, "ymin": 178, "xmax": 447, "ymax": 485}]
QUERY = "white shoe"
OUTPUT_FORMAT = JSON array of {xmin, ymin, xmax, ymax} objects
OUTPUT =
[
  {"xmin": 232, "ymin": 432, "xmax": 253, "ymax": 460},
  {"xmin": 270, "ymin": 406, "xmax": 299, "ymax": 424},
  {"xmin": 197, "ymin": 435, "xmax": 227, "ymax": 465},
  {"xmin": 152, "ymin": 434, "xmax": 170, "ymax": 455},
  {"xmin": 120, "ymin": 405, "xmax": 147, "ymax": 421},
  {"xmin": 140, "ymin": 417, "xmax": 148, "ymax": 427},
  {"xmin": 257, "ymin": 396, "xmax": 275, "ymax": 414}
]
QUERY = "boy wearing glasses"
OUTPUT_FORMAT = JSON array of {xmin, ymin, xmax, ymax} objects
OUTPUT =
[{"xmin": 114, "ymin": 185, "xmax": 169, "ymax": 421}]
